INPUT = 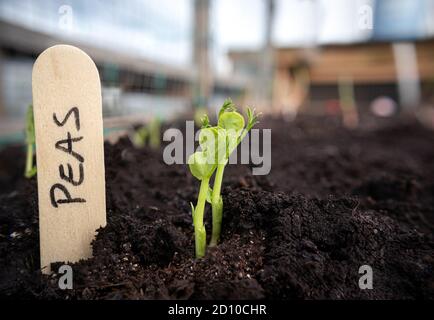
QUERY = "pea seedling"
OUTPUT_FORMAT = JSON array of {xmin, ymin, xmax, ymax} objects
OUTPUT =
[
  {"xmin": 24, "ymin": 104, "xmax": 37, "ymax": 178},
  {"xmin": 188, "ymin": 125, "xmax": 226, "ymax": 258},
  {"xmin": 188, "ymin": 99, "xmax": 259, "ymax": 258},
  {"xmin": 130, "ymin": 117, "xmax": 161, "ymax": 149},
  {"xmin": 209, "ymin": 100, "xmax": 259, "ymax": 247},
  {"xmin": 131, "ymin": 126, "xmax": 149, "ymax": 148},
  {"xmin": 149, "ymin": 117, "xmax": 161, "ymax": 149}
]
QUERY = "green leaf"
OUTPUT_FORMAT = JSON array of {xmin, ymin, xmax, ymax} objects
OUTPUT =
[
  {"xmin": 132, "ymin": 126, "xmax": 148, "ymax": 147},
  {"xmin": 188, "ymin": 151, "xmax": 216, "ymax": 180},
  {"xmin": 190, "ymin": 202, "xmax": 195, "ymax": 223},
  {"xmin": 199, "ymin": 126, "xmax": 227, "ymax": 165},
  {"xmin": 201, "ymin": 114, "xmax": 211, "ymax": 128},
  {"xmin": 246, "ymin": 107, "xmax": 260, "ymax": 132},
  {"xmin": 218, "ymin": 111, "xmax": 245, "ymax": 131},
  {"xmin": 219, "ymin": 98, "xmax": 236, "ymax": 118},
  {"xmin": 199, "ymin": 127, "xmax": 219, "ymax": 150},
  {"xmin": 237, "ymin": 107, "xmax": 260, "ymax": 145}
]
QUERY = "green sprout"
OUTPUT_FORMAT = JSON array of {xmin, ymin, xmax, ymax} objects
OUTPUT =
[
  {"xmin": 131, "ymin": 126, "xmax": 149, "ymax": 148},
  {"xmin": 194, "ymin": 107, "xmax": 209, "ymax": 127},
  {"xmin": 188, "ymin": 126, "xmax": 222, "ymax": 258},
  {"xmin": 209, "ymin": 99, "xmax": 259, "ymax": 247},
  {"xmin": 188, "ymin": 99, "xmax": 259, "ymax": 258},
  {"xmin": 130, "ymin": 117, "xmax": 161, "ymax": 149},
  {"xmin": 24, "ymin": 104, "xmax": 37, "ymax": 179},
  {"xmin": 149, "ymin": 117, "xmax": 161, "ymax": 149}
]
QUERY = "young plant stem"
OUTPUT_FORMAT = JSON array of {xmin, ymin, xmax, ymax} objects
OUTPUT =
[
  {"xmin": 194, "ymin": 177, "xmax": 210, "ymax": 258},
  {"xmin": 210, "ymin": 164, "xmax": 225, "ymax": 247},
  {"xmin": 25, "ymin": 143, "xmax": 34, "ymax": 178},
  {"xmin": 24, "ymin": 104, "xmax": 36, "ymax": 179},
  {"xmin": 149, "ymin": 118, "xmax": 161, "ymax": 149}
]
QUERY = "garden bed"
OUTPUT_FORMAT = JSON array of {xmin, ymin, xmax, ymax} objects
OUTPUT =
[{"xmin": 0, "ymin": 115, "xmax": 433, "ymax": 299}]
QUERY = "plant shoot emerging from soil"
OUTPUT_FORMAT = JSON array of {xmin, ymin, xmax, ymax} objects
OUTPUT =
[
  {"xmin": 131, "ymin": 126, "xmax": 149, "ymax": 148},
  {"xmin": 130, "ymin": 117, "xmax": 161, "ymax": 149},
  {"xmin": 149, "ymin": 117, "xmax": 161, "ymax": 149},
  {"xmin": 188, "ymin": 126, "xmax": 221, "ymax": 257},
  {"xmin": 188, "ymin": 99, "xmax": 259, "ymax": 257},
  {"xmin": 210, "ymin": 100, "xmax": 259, "ymax": 246},
  {"xmin": 24, "ymin": 104, "xmax": 37, "ymax": 178}
]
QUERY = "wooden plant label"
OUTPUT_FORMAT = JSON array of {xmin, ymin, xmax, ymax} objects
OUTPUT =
[{"xmin": 32, "ymin": 45, "xmax": 106, "ymax": 273}]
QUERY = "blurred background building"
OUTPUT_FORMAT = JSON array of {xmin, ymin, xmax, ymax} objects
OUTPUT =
[
  {"xmin": 1, "ymin": 0, "xmax": 434, "ymax": 139},
  {"xmin": 229, "ymin": 0, "xmax": 434, "ymax": 118}
]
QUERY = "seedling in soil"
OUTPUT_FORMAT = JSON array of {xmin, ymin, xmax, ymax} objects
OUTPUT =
[
  {"xmin": 188, "ymin": 125, "xmax": 224, "ymax": 258},
  {"xmin": 338, "ymin": 76, "xmax": 359, "ymax": 129},
  {"xmin": 130, "ymin": 117, "xmax": 161, "ymax": 149},
  {"xmin": 188, "ymin": 99, "xmax": 259, "ymax": 257},
  {"xmin": 209, "ymin": 99, "xmax": 259, "ymax": 247},
  {"xmin": 131, "ymin": 126, "xmax": 149, "ymax": 148},
  {"xmin": 149, "ymin": 117, "xmax": 161, "ymax": 149},
  {"xmin": 24, "ymin": 104, "xmax": 37, "ymax": 178}
]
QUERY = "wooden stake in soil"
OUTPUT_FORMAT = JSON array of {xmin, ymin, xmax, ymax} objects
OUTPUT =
[{"xmin": 32, "ymin": 45, "xmax": 106, "ymax": 274}]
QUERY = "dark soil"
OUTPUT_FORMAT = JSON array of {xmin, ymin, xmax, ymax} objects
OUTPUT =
[{"xmin": 0, "ymin": 115, "xmax": 433, "ymax": 300}]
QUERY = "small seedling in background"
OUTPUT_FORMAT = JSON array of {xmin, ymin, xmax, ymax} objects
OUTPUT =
[
  {"xmin": 149, "ymin": 117, "xmax": 161, "ymax": 149},
  {"xmin": 131, "ymin": 126, "xmax": 149, "ymax": 148},
  {"xmin": 188, "ymin": 99, "xmax": 259, "ymax": 257},
  {"xmin": 338, "ymin": 76, "xmax": 359, "ymax": 129},
  {"xmin": 130, "ymin": 117, "xmax": 161, "ymax": 149},
  {"xmin": 24, "ymin": 104, "xmax": 37, "ymax": 178}
]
